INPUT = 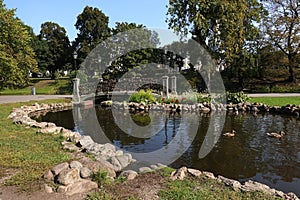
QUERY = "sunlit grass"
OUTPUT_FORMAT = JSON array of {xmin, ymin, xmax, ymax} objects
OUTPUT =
[
  {"xmin": 0, "ymin": 78, "xmax": 71, "ymax": 95},
  {"xmin": 158, "ymin": 175, "xmax": 281, "ymax": 200},
  {"xmin": 249, "ymin": 97, "xmax": 300, "ymax": 106},
  {"xmin": 0, "ymin": 99, "xmax": 72, "ymax": 191}
]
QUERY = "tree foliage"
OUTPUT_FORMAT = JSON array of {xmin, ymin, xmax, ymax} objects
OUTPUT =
[
  {"xmin": 0, "ymin": 0, "xmax": 37, "ymax": 88},
  {"xmin": 102, "ymin": 22, "xmax": 160, "ymax": 80},
  {"xmin": 262, "ymin": 0, "xmax": 300, "ymax": 82},
  {"xmin": 166, "ymin": 0, "xmax": 265, "ymax": 89},
  {"xmin": 39, "ymin": 22, "xmax": 70, "ymax": 79},
  {"xmin": 74, "ymin": 6, "xmax": 110, "ymax": 64},
  {"xmin": 167, "ymin": 0, "xmax": 264, "ymax": 61},
  {"xmin": 24, "ymin": 25, "xmax": 50, "ymax": 74}
]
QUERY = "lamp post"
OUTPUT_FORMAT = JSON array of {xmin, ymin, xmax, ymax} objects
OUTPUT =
[
  {"xmin": 72, "ymin": 51, "xmax": 80, "ymax": 103},
  {"xmin": 73, "ymin": 51, "xmax": 78, "ymax": 70}
]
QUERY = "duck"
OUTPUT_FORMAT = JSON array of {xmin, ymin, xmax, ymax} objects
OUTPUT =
[
  {"xmin": 223, "ymin": 130, "xmax": 236, "ymax": 137},
  {"xmin": 266, "ymin": 131, "xmax": 285, "ymax": 138}
]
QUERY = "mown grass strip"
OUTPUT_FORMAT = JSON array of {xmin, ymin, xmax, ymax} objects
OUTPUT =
[
  {"xmin": 248, "ymin": 96, "xmax": 300, "ymax": 106},
  {"xmin": 0, "ymin": 79, "xmax": 71, "ymax": 95},
  {"xmin": 0, "ymin": 99, "xmax": 72, "ymax": 191}
]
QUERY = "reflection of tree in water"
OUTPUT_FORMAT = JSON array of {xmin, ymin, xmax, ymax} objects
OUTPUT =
[{"xmin": 94, "ymin": 107, "xmax": 183, "ymax": 153}]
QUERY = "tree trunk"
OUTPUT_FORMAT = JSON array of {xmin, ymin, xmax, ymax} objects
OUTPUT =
[
  {"xmin": 288, "ymin": 66, "xmax": 296, "ymax": 83},
  {"xmin": 288, "ymin": 55, "xmax": 297, "ymax": 83},
  {"xmin": 238, "ymin": 68, "xmax": 244, "ymax": 90}
]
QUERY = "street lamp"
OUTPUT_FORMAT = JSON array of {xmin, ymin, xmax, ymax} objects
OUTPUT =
[{"xmin": 73, "ymin": 51, "xmax": 78, "ymax": 70}]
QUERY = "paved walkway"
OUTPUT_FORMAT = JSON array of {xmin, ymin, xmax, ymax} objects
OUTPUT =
[{"xmin": 0, "ymin": 95, "xmax": 72, "ymax": 104}]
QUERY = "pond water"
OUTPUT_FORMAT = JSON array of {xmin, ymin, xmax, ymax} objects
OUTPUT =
[{"xmin": 34, "ymin": 106, "xmax": 300, "ymax": 196}]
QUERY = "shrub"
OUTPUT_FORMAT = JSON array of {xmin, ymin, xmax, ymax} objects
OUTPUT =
[
  {"xmin": 129, "ymin": 89, "xmax": 156, "ymax": 103},
  {"xmin": 91, "ymin": 170, "xmax": 110, "ymax": 187},
  {"xmin": 226, "ymin": 91, "xmax": 250, "ymax": 104},
  {"xmin": 196, "ymin": 94, "xmax": 212, "ymax": 103},
  {"xmin": 270, "ymin": 85, "xmax": 300, "ymax": 93},
  {"xmin": 249, "ymin": 85, "xmax": 270, "ymax": 93}
]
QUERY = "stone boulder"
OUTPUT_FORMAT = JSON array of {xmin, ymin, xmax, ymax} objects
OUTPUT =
[
  {"xmin": 119, "ymin": 170, "xmax": 138, "ymax": 180},
  {"xmin": 57, "ymin": 168, "xmax": 80, "ymax": 186},
  {"xmin": 187, "ymin": 168, "xmax": 202, "ymax": 177},
  {"xmin": 65, "ymin": 179, "xmax": 98, "ymax": 196},
  {"xmin": 170, "ymin": 166, "xmax": 187, "ymax": 181},
  {"xmin": 217, "ymin": 175, "xmax": 241, "ymax": 191},
  {"xmin": 51, "ymin": 162, "xmax": 69, "ymax": 176},
  {"xmin": 79, "ymin": 157, "xmax": 116, "ymax": 178}
]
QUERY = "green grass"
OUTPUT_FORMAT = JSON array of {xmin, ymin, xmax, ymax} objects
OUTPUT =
[
  {"xmin": 0, "ymin": 99, "xmax": 72, "ymax": 191},
  {"xmin": 87, "ymin": 167, "xmax": 281, "ymax": 200},
  {"xmin": 249, "ymin": 97, "xmax": 300, "ymax": 106},
  {"xmin": 0, "ymin": 78, "xmax": 71, "ymax": 95},
  {"xmin": 158, "ymin": 175, "xmax": 281, "ymax": 200}
]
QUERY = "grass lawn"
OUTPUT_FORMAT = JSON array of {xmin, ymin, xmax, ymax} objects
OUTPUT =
[
  {"xmin": 249, "ymin": 96, "xmax": 300, "ymax": 106},
  {"xmin": 0, "ymin": 78, "xmax": 71, "ymax": 95},
  {"xmin": 0, "ymin": 99, "xmax": 72, "ymax": 191},
  {"xmin": 87, "ymin": 168, "xmax": 281, "ymax": 200}
]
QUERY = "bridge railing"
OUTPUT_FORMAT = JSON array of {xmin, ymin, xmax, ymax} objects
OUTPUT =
[{"xmin": 95, "ymin": 77, "xmax": 161, "ymax": 95}]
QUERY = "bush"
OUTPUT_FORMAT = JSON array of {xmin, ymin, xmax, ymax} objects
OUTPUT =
[
  {"xmin": 129, "ymin": 89, "xmax": 156, "ymax": 103},
  {"xmin": 196, "ymin": 94, "xmax": 212, "ymax": 103},
  {"xmin": 91, "ymin": 170, "xmax": 110, "ymax": 187},
  {"xmin": 249, "ymin": 85, "xmax": 271, "ymax": 93},
  {"xmin": 226, "ymin": 91, "xmax": 250, "ymax": 104},
  {"xmin": 270, "ymin": 85, "xmax": 300, "ymax": 93}
]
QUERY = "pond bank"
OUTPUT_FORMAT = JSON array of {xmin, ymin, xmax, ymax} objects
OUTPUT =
[{"xmin": 7, "ymin": 101, "xmax": 300, "ymax": 199}]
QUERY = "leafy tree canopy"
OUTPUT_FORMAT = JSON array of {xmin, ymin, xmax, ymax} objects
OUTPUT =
[
  {"xmin": 39, "ymin": 21, "xmax": 70, "ymax": 79},
  {"xmin": 0, "ymin": 0, "xmax": 37, "ymax": 88},
  {"xmin": 262, "ymin": 0, "xmax": 300, "ymax": 82},
  {"xmin": 74, "ymin": 6, "xmax": 110, "ymax": 64},
  {"xmin": 166, "ymin": 0, "xmax": 265, "ymax": 66}
]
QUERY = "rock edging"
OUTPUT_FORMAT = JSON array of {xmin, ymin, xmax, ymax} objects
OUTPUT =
[
  {"xmin": 170, "ymin": 167, "xmax": 299, "ymax": 200},
  {"xmin": 103, "ymin": 100, "xmax": 300, "ymax": 118},
  {"xmin": 8, "ymin": 102, "xmax": 136, "ymax": 195}
]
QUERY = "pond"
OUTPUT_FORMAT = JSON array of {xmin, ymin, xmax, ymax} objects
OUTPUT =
[{"xmin": 34, "ymin": 106, "xmax": 300, "ymax": 196}]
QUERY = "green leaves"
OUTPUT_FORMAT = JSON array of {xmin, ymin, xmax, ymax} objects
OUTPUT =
[
  {"xmin": 0, "ymin": 1, "xmax": 37, "ymax": 89},
  {"xmin": 166, "ymin": 0, "xmax": 264, "ymax": 66},
  {"xmin": 129, "ymin": 89, "xmax": 156, "ymax": 104},
  {"xmin": 39, "ymin": 22, "xmax": 70, "ymax": 78},
  {"xmin": 74, "ymin": 6, "xmax": 110, "ymax": 63},
  {"xmin": 262, "ymin": 0, "xmax": 300, "ymax": 82}
]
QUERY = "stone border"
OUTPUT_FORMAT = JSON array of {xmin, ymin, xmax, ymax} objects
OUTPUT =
[
  {"xmin": 8, "ymin": 102, "xmax": 136, "ymax": 195},
  {"xmin": 8, "ymin": 102, "xmax": 300, "ymax": 199},
  {"xmin": 103, "ymin": 100, "xmax": 300, "ymax": 117},
  {"xmin": 170, "ymin": 167, "xmax": 299, "ymax": 200}
]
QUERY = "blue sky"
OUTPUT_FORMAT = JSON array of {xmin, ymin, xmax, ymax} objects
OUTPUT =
[{"xmin": 4, "ymin": 0, "xmax": 169, "ymax": 41}]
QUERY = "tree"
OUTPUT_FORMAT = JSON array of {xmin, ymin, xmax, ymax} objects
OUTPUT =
[
  {"xmin": 39, "ymin": 22, "xmax": 70, "ymax": 79},
  {"xmin": 24, "ymin": 25, "xmax": 50, "ymax": 74},
  {"xmin": 263, "ymin": 0, "xmax": 300, "ymax": 83},
  {"xmin": 166, "ymin": 0, "xmax": 265, "ymax": 88},
  {"xmin": 102, "ymin": 22, "xmax": 160, "ymax": 80},
  {"xmin": 0, "ymin": 1, "xmax": 37, "ymax": 88},
  {"xmin": 74, "ymin": 6, "xmax": 110, "ymax": 65}
]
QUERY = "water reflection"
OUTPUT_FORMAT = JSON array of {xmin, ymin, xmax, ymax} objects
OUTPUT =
[{"xmin": 37, "ymin": 107, "xmax": 300, "ymax": 196}]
